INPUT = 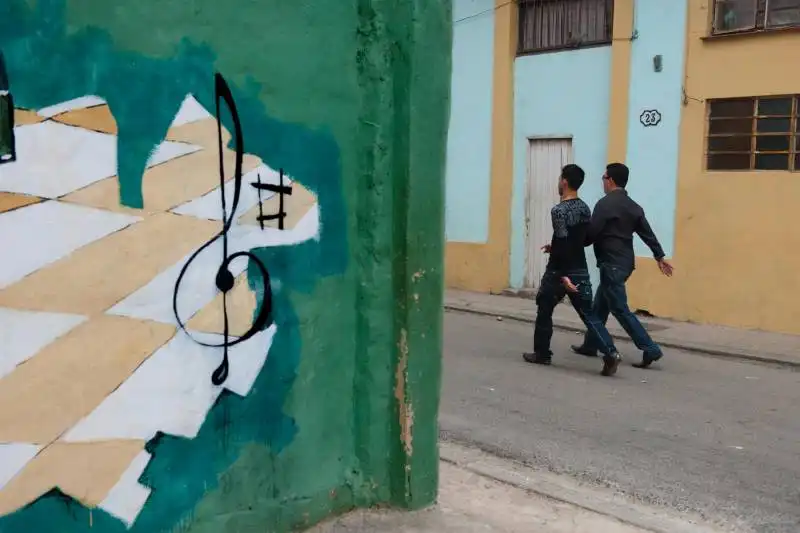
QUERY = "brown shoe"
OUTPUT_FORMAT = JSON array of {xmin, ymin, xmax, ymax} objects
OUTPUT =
[
  {"xmin": 523, "ymin": 352, "xmax": 552, "ymax": 366},
  {"xmin": 601, "ymin": 352, "xmax": 622, "ymax": 376},
  {"xmin": 571, "ymin": 344, "xmax": 598, "ymax": 358},
  {"xmin": 632, "ymin": 352, "xmax": 663, "ymax": 369}
]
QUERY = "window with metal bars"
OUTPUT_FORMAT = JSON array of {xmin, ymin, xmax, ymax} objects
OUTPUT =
[
  {"xmin": 517, "ymin": 0, "xmax": 614, "ymax": 55},
  {"xmin": 712, "ymin": 0, "xmax": 800, "ymax": 35},
  {"xmin": 706, "ymin": 96, "xmax": 800, "ymax": 171}
]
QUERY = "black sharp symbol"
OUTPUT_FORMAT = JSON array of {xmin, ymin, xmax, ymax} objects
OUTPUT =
[
  {"xmin": 251, "ymin": 168, "xmax": 292, "ymax": 230},
  {"xmin": 172, "ymin": 73, "xmax": 273, "ymax": 386}
]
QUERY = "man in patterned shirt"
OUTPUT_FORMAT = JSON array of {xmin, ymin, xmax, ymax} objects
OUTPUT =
[{"xmin": 523, "ymin": 164, "xmax": 622, "ymax": 376}]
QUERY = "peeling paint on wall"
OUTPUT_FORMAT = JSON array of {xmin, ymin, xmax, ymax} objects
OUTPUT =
[{"xmin": 394, "ymin": 328, "xmax": 414, "ymax": 460}]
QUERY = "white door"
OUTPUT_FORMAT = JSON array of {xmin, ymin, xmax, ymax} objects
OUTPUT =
[{"xmin": 524, "ymin": 138, "xmax": 574, "ymax": 289}]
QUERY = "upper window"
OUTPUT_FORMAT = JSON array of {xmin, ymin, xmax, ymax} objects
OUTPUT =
[
  {"xmin": 706, "ymin": 96, "xmax": 800, "ymax": 171},
  {"xmin": 712, "ymin": 0, "xmax": 800, "ymax": 35},
  {"xmin": 518, "ymin": 0, "xmax": 614, "ymax": 55}
]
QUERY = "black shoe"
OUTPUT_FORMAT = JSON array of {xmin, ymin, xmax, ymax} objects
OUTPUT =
[
  {"xmin": 523, "ymin": 352, "xmax": 552, "ymax": 366},
  {"xmin": 601, "ymin": 352, "xmax": 622, "ymax": 376},
  {"xmin": 633, "ymin": 352, "xmax": 662, "ymax": 369},
  {"xmin": 571, "ymin": 344, "xmax": 598, "ymax": 358}
]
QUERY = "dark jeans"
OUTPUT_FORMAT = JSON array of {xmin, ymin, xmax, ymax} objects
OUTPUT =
[
  {"xmin": 534, "ymin": 269, "xmax": 617, "ymax": 357},
  {"xmin": 581, "ymin": 263, "xmax": 663, "ymax": 357}
]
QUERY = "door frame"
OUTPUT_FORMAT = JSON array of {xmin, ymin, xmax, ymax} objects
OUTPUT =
[{"xmin": 523, "ymin": 135, "xmax": 573, "ymax": 289}]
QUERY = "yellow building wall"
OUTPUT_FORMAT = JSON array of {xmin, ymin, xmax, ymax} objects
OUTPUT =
[
  {"xmin": 627, "ymin": 0, "xmax": 800, "ymax": 334},
  {"xmin": 606, "ymin": 0, "xmax": 635, "ymax": 163},
  {"xmin": 445, "ymin": 0, "xmax": 516, "ymax": 293}
]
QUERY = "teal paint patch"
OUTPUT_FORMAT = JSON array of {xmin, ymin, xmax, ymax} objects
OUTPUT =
[
  {"xmin": 0, "ymin": 0, "xmax": 348, "ymax": 532},
  {"xmin": 1, "ymin": 0, "xmax": 205, "ymax": 207}
]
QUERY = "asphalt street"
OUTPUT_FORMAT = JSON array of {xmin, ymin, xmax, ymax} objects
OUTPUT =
[{"xmin": 440, "ymin": 310, "xmax": 800, "ymax": 533}]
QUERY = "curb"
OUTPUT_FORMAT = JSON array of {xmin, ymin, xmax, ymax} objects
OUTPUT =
[
  {"xmin": 445, "ymin": 304, "xmax": 800, "ymax": 369},
  {"xmin": 438, "ymin": 441, "xmax": 723, "ymax": 533}
]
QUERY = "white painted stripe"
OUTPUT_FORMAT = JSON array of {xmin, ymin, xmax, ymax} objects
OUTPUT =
[
  {"xmin": 105, "ymin": 232, "xmax": 250, "ymax": 326},
  {"xmin": 107, "ymin": 215, "xmax": 319, "ymax": 326},
  {"xmin": 0, "ymin": 121, "xmax": 202, "ymax": 198},
  {"xmin": 292, "ymin": 203, "xmax": 320, "ymax": 241},
  {"xmin": 63, "ymin": 325, "xmax": 276, "ymax": 442},
  {"xmin": 1, "ymin": 122, "xmax": 118, "ymax": 198},
  {"xmin": 171, "ymin": 165, "xmax": 287, "ymax": 221},
  {"xmin": 0, "ymin": 308, "xmax": 87, "ymax": 379},
  {"xmin": 145, "ymin": 138, "xmax": 202, "ymax": 169},
  {"xmin": 98, "ymin": 450, "xmax": 152, "ymax": 528},
  {"xmin": 37, "ymin": 96, "xmax": 106, "ymax": 118},
  {"xmin": 0, "ymin": 201, "xmax": 140, "ymax": 289},
  {"xmin": 169, "ymin": 95, "xmax": 213, "ymax": 127},
  {"xmin": 0, "ymin": 444, "xmax": 41, "ymax": 490}
]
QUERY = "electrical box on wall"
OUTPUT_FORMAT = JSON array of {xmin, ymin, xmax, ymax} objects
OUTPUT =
[{"xmin": 653, "ymin": 55, "xmax": 663, "ymax": 73}]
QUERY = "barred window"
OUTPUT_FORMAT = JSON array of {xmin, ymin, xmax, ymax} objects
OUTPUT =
[
  {"xmin": 712, "ymin": 0, "xmax": 800, "ymax": 35},
  {"xmin": 706, "ymin": 96, "xmax": 800, "ymax": 171},
  {"xmin": 518, "ymin": 0, "xmax": 614, "ymax": 55}
]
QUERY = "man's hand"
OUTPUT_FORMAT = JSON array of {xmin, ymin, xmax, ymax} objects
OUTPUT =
[
  {"xmin": 657, "ymin": 258, "xmax": 674, "ymax": 277},
  {"xmin": 541, "ymin": 244, "xmax": 551, "ymax": 254},
  {"xmin": 561, "ymin": 276, "xmax": 579, "ymax": 293}
]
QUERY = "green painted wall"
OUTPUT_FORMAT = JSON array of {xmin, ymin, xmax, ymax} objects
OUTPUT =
[{"xmin": 0, "ymin": 0, "xmax": 450, "ymax": 531}]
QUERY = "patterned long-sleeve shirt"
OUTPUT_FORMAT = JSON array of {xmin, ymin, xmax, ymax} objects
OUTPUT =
[{"xmin": 547, "ymin": 198, "xmax": 591, "ymax": 275}]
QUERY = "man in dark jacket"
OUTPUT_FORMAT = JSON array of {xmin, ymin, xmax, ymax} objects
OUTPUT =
[
  {"xmin": 524, "ymin": 164, "xmax": 622, "ymax": 377},
  {"xmin": 571, "ymin": 163, "xmax": 674, "ymax": 368}
]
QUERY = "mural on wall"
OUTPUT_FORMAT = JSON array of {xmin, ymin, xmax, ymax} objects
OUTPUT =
[
  {"xmin": 0, "ymin": 71, "xmax": 321, "ymax": 527},
  {"xmin": 0, "ymin": 0, "xmax": 351, "ymax": 531}
]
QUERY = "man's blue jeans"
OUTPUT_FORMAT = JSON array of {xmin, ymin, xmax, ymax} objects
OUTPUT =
[
  {"xmin": 534, "ymin": 269, "xmax": 617, "ymax": 357},
  {"xmin": 581, "ymin": 263, "xmax": 663, "ymax": 357}
]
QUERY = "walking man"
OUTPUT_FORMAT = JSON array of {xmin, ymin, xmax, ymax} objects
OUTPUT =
[
  {"xmin": 524, "ymin": 164, "xmax": 623, "ymax": 377},
  {"xmin": 571, "ymin": 163, "xmax": 674, "ymax": 368}
]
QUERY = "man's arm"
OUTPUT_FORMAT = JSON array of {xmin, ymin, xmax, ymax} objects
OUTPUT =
[
  {"xmin": 634, "ymin": 211, "xmax": 665, "ymax": 260},
  {"xmin": 548, "ymin": 206, "xmax": 568, "ymax": 275},
  {"xmin": 636, "ymin": 212, "xmax": 674, "ymax": 276},
  {"xmin": 584, "ymin": 198, "xmax": 609, "ymax": 246}
]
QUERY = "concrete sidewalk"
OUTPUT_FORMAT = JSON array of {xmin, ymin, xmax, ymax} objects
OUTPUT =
[
  {"xmin": 311, "ymin": 442, "xmax": 723, "ymax": 533},
  {"xmin": 445, "ymin": 290, "xmax": 800, "ymax": 368}
]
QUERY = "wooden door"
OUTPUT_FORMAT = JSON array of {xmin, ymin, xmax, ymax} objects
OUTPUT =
[{"xmin": 524, "ymin": 138, "xmax": 573, "ymax": 289}]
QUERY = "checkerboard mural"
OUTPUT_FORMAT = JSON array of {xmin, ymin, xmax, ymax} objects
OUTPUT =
[{"xmin": 0, "ymin": 92, "xmax": 319, "ymax": 527}]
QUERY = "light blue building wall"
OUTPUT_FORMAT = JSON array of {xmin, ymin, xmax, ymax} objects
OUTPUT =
[
  {"xmin": 445, "ymin": 0, "xmax": 495, "ymax": 243},
  {"xmin": 625, "ymin": 0, "xmax": 688, "ymax": 258},
  {"xmin": 510, "ymin": 47, "xmax": 612, "ymax": 289}
]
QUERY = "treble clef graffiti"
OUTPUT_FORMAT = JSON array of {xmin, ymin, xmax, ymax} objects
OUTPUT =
[{"xmin": 173, "ymin": 73, "xmax": 272, "ymax": 386}]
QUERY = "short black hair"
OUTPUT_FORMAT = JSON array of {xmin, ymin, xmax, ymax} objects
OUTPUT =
[
  {"xmin": 606, "ymin": 162, "xmax": 629, "ymax": 188},
  {"xmin": 560, "ymin": 164, "xmax": 585, "ymax": 191}
]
